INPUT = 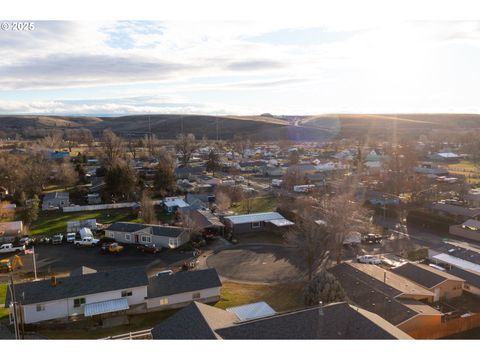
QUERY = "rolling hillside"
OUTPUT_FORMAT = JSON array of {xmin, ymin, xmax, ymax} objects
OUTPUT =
[{"xmin": 1, "ymin": 113, "xmax": 480, "ymax": 141}]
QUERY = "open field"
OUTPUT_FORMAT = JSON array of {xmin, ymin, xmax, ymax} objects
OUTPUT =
[
  {"xmin": 447, "ymin": 160, "xmax": 480, "ymax": 184},
  {"xmin": 214, "ymin": 281, "xmax": 304, "ymax": 312},
  {"xmin": 29, "ymin": 208, "xmax": 139, "ymax": 236},
  {"xmin": 230, "ymin": 196, "xmax": 277, "ymax": 214}
]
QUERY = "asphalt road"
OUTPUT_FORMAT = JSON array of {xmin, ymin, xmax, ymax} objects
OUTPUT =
[{"xmin": 0, "ymin": 243, "xmax": 193, "ymax": 283}]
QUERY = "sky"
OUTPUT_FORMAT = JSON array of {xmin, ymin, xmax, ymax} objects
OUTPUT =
[{"xmin": 1, "ymin": 19, "xmax": 480, "ymax": 116}]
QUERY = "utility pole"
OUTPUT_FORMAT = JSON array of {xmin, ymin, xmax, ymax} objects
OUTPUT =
[
  {"xmin": 32, "ymin": 246, "xmax": 38, "ymax": 281},
  {"xmin": 9, "ymin": 276, "xmax": 20, "ymax": 339}
]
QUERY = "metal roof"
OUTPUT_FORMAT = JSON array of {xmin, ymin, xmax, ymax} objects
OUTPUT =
[
  {"xmin": 227, "ymin": 301, "xmax": 276, "ymax": 322},
  {"xmin": 433, "ymin": 253, "xmax": 480, "ymax": 274},
  {"xmin": 268, "ymin": 218, "xmax": 294, "ymax": 227},
  {"xmin": 224, "ymin": 212, "xmax": 286, "ymax": 225},
  {"xmin": 84, "ymin": 297, "xmax": 129, "ymax": 317}
]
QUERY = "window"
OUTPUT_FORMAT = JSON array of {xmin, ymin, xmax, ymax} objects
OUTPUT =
[
  {"xmin": 141, "ymin": 235, "xmax": 151, "ymax": 243},
  {"xmin": 125, "ymin": 234, "xmax": 131, "ymax": 241},
  {"xmin": 121, "ymin": 290, "xmax": 133, "ymax": 297},
  {"xmin": 192, "ymin": 292, "xmax": 201, "ymax": 300},
  {"xmin": 159, "ymin": 298, "xmax": 168, "ymax": 305},
  {"xmin": 73, "ymin": 297, "xmax": 86, "ymax": 308},
  {"xmin": 251, "ymin": 221, "xmax": 261, "ymax": 229},
  {"xmin": 169, "ymin": 238, "xmax": 178, "ymax": 247},
  {"xmin": 106, "ymin": 231, "xmax": 114, "ymax": 238},
  {"xmin": 36, "ymin": 304, "xmax": 45, "ymax": 312}
]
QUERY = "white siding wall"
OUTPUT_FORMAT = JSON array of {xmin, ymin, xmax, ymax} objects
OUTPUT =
[
  {"xmin": 146, "ymin": 287, "xmax": 220, "ymax": 310},
  {"xmin": 110, "ymin": 230, "xmax": 189, "ymax": 249},
  {"xmin": 21, "ymin": 286, "xmax": 147, "ymax": 324}
]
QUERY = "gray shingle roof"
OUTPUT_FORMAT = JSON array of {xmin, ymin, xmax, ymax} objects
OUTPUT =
[
  {"xmin": 151, "ymin": 302, "xmax": 236, "ymax": 339},
  {"xmin": 330, "ymin": 263, "xmax": 417, "ymax": 326},
  {"xmin": 448, "ymin": 267, "xmax": 480, "ymax": 288},
  {"xmin": 147, "ymin": 268, "xmax": 221, "ymax": 298},
  {"xmin": 107, "ymin": 222, "xmax": 185, "ymax": 237},
  {"xmin": 391, "ymin": 263, "xmax": 448, "ymax": 288},
  {"xmin": 43, "ymin": 192, "xmax": 69, "ymax": 201},
  {"xmin": 151, "ymin": 302, "xmax": 409, "ymax": 339},
  {"xmin": 6, "ymin": 266, "xmax": 148, "ymax": 306}
]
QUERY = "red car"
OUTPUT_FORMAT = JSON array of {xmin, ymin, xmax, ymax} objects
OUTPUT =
[{"xmin": 137, "ymin": 244, "xmax": 161, "ymax": 254}]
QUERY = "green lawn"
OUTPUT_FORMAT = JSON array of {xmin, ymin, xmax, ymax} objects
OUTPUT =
[
  {"xmin": 30, "ymin": 208, "xmax": 139, "ymax": 236},
  {"xmin": 0, "ymin": 283, "xmax": 8, "ymax": 319},
  {"xmin": 215, "ymin": 281, "xmax": 304, "ymax": 312},
  {"xmin": 230, "ymin": 196, "xmax": 277, "ymax": 215}
]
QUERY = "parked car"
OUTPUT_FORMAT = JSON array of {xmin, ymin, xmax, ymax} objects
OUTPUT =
[
  {"xmin": 17, "ymin": 237, "xmax": 33, "ymax": 247},
  {"xmin": 74, "ymin": 237, "xmax": 100, "ymax": 246},
  {"xmin": 137, "ymin": 243, "xmax": 161, "ymax": 254},
  {"xmin": 0, "ymin": 243, "xmax": 25, "ymax": 254},
  {"xmin": 101, "ymin": 242, "xmax": 124, "ymax": 254},
  {"xmin": 155, "ymin": 270, "xmax": 173, "ymax": 277},
  {"xmin": 52, "ymin": 234, "xmax": 63, "ymax": 245},
  {"xmin": 357, "ymin": 255, "xmax": 382, "ymax": 264},
  {"xmin": 39, "ymin": 237, "xmax": 51, "ymax": 244},
  {"xmin": 362, "ymin": 233, "xmax": 384, "ymax": 244},
  {"xmin": 66, "ymin": 232, "xmax": 76, "ymax": 243}
]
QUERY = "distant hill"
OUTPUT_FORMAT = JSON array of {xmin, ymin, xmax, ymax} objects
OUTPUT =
[{"xmin": 1, "ymin": 113, "xmax": 480, "ymax": 141}]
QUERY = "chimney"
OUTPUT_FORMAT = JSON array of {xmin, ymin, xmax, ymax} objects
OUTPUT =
[{"xmin": 50, "ymin": 276, "xmax": 57, "ymax": 287}]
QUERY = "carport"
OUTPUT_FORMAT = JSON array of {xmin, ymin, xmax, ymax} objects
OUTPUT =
[{"xmin": 84, "ymin": 298, "xmax": 129, "ymax": 317}]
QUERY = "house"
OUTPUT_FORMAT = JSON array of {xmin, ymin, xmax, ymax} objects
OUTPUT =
[
  {"xmin": 163, "ymin": 197, "xmax": 190, "ymax": 214},
  {"xmin": 105, "ymin": 222, "xmax": 189, "ymax": 249},
  {"xmin": 42, "ymin": 191, "xmax": 70, "ymax": 211},
  {"xmin": 331, "ymin": 262, "xmax": 443, "ymax": 336},
  {"xmin": 185, "ymin": 193, "xmax": 213, "ymax": 210},
  {"xmin": 146, "ymin": 269, "xmax": 222, "ymax": 311},
  {"xmin": 429, "ymin": 245, "xmax": 480, "ymax": 296},
  {"xmin": 5, "ymin": 267, "xmax": 149, "ymax": 324},
  {"xmin": 449, "ymin": 219, "xmax": 480, "ymax": 242},
  {"xmin": 429, "ymin": 201, "xmax": 480, "ymax": 222},
  {"xmin": 464, "ymin": 189, "xmax": 480, "ymax": 207},
  {"xmin": 175, "ymin": 166, "xmax": 205, "ymax": 180},
  {"xmin": 223, "ymin": 212, "xmax": 294, "ymax": 235},
  {"xmin": 430, "ymin": 152, "xmax": 460, "ymax": 162},
  {"xmin": 86, "ymin": 193, "xmax": 102, "ymax": 205},
  {"xmin": 180, "ymin": 209, "xmax": 225, "ymax": 236},
  {"xmin": 391, "ymin": 262, "xmax": 464, "ymax": 300},
  {"xmin": 150, "ymin": 301, "xmax": 411, "ymax": 339},
  {"xmin": 414, "ymin": 165, "xmax": 449, "ymax": 176},
  {"xmin": 0, "ymin": 221, "xmax": 23, "ymax": 241}
]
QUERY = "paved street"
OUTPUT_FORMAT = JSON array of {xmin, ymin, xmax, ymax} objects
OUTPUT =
[{"xmin": 0, "ymin": 243, "xmax": 193, "ymax": 283}]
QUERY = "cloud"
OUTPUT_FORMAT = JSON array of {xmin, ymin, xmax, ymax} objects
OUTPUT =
[
  {"xmin": 226, "ymin": 59, "xmax": 285, "ymax": 71},
  {"xmin": 0, "ymin": 54, "xmax": 195, "ymax": 89},
  {"xmin": 0, "ymin": 96, "xmax": 229, "ymax": 116}
]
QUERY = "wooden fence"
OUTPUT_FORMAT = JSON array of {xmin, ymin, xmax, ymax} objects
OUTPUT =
[
  {"xmin": 63, "ymin": 202, "xmax": 137, "ymax": 213},
  {"xmin": 408, "ymin": 313, "xmax": 480, "ymax": 339}
]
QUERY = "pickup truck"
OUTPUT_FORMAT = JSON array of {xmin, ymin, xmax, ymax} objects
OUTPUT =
[
  {"xmin": 74, "ymin": 237, "xmax": 100, "ymax": 247},
  {"xmin": 357, "ymin": 255, "xmax": 382, "ymax": 265},
  {"xmin": 0, "ymin": 243, "xmax": 26, "ymax": 254}
]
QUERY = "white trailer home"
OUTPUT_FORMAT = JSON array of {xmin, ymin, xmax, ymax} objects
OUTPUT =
[{"xmin": 5, "ymin": 267, "xmax": 149, "ymax": 324}]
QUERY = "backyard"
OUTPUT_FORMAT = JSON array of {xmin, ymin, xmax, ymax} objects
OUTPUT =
[
  {"xmin": 214, "ymin": 281, "xmax": 304, "ymax": 312},
  {"xmin": 29, "ymin": 208, "xmax": 140, "ymax": 236},
  {"xmin": 230, "ymin": 196, "xmax": 277, "ymax": 215}
]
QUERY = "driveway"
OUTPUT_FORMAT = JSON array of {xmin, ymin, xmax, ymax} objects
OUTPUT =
[{"xmin": 206, "ymin": 244, "xmax": 305, "ymax": 284}]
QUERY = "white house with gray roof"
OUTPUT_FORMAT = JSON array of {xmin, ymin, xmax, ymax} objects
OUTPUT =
[
  {"xmin": 105, "ymin": 222, "xmax": 190, "ymax": 249},
  {"xmin": 223, "ymin": 212, "xmax": 294, "ymax": 234}
]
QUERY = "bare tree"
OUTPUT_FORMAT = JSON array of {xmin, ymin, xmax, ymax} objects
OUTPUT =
[
  {"xmin": 154, "ymin": 148, "xmax": 176, "ymax": 196},
  {"xmin": 175, "ymin": 133, "xmax": 197, "ymax": 167},
  {"xmin": 40, "ymin": 130, "xmax": 64, "ymax": 149},
  {"xmin": 0, "ymin": 201, "xmax": 15, "ymax": 221},
  {"xmin": 140, "ymin": 192, "xmax": 156, "ymax": 224},
  {"xmin": 215, "ymin": 190, "xmax": 231, "ymax": 212},
  {"xmin": 318, "ymin": 192, "xmax": 371, "ymax": 264},
  {"xmin": 101, "ymin": 129, "xmax": 126, "ymax": 166},
  {"xmin": 206, "ymin": 147, "xmax": 221, "ymax": 176},
  {"xmin": 233, "ymin": 134, "xmax": 250, "ymax": 159},
  {"xmin": 282, "ymin": 165, "xmax": 307, "ymax": 190},
  {"xmin": 57, "ymin": 160, "xmax": 78, "ymax": 188},
  {"xmin": 284, "ymin": 212, "xmax": 330, "ymax": 281}
]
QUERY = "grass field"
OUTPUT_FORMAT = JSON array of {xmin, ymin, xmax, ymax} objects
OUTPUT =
[
  {"xmin": 447, "ymin": 160, "xmax": 480, "ymax": 184},
  {"xmin": 230, "ymin": 196, "xmax": 277, "ymax": 215},
  {"xmin": 214, "ymin": 281, "xmax": 304, "ymax": 312},
  {"xmin": 0, "ymin": 283, "xmax": 8, "ymax": 319},
  {"xmin": 29, "ymin": 208, "xmax": 139, "ymax": 236}
]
